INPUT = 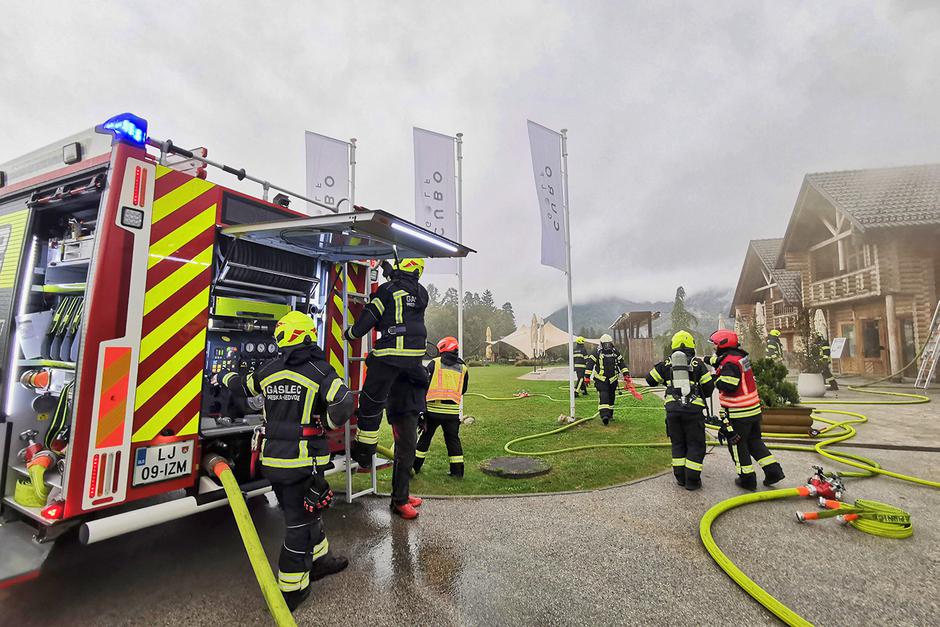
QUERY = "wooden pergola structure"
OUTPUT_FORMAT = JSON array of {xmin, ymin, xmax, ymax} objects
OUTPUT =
[{"xmin": 609, "ymin": 311, "xmax": 660, "ymax": 375}]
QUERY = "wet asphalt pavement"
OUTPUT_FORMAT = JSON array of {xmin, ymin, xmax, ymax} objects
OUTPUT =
[{"xmin": 1, "ymin": 391, "xmax": 939, "ymax": 626}]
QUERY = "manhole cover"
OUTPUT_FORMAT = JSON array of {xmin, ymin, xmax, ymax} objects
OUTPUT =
[{"xmin": 479, "ymin": 456, "xmax": 551, "ymax": 479}]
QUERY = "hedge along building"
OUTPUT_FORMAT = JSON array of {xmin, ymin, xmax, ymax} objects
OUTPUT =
[{"xmin": 731, "ymin": 164, "xmax": 940, "ymax": 377}]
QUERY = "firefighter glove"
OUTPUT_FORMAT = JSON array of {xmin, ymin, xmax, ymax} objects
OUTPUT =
[
  {"xmin": 343, "ymin": 327, "xmax": 356, "ymax": 343},
  {"xmin": 304, "ymin": 474, "xmax": 333, "ymax": 512},
  {"xmin": 351, "ymin": 440, "xmax": 376, "ymax": 468},
  {"xmin": 719, "ymin": 425, "xmax": 741, "ymax": 446}
]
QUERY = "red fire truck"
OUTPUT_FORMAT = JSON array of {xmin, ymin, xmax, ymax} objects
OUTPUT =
[{"xmin": 0, "ymin": 113, "xmax": 472, "ymax": 586}]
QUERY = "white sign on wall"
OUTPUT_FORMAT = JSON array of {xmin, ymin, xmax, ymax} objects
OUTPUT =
[
  {"xmin": 527, "ymin": 120, "xmax": 566, "ymax": 272},
  {"xmin": 413, "ymin": 127, "xmax": 457, "ymax": 275},
  {"xmin": 305, "ymin": 131, "xmax": 350, "ymax": 215}
]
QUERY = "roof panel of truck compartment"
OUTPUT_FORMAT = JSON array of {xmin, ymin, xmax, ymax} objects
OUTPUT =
[{"xmin": 219, "ymin": 209, "xmax": 474, "ymax": 262}]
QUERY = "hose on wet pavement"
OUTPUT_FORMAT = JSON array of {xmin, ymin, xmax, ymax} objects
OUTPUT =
[{"xmin": 476, "ymin": 383, "xmax": 935, "ymax": 625}]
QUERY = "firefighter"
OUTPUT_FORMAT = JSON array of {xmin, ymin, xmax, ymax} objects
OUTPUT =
[
  {"xmin": 573, "ymin": 336, "xmax": 589, "ymax": 396},
  {"xmin": 343, "ymin": 258, "xmax": 429, "ymax": 517},
  {"xmin": 218, "ymin": 311, "xmax": 353, "ymax": 611},
  {"xmin": 587, "ymin": 334, "xmax": 631, "ymax": 425},
  {"xmin": 384, "ymin": 360, "xmax": 428, "ymax": 519},
  {"xmin": 816, "ymin": 332, "xmax": 839, "ymax": 391},
  {"xmin": 414, "ymin": 336, "xmax": 469, "ymax": 478},
  {"xmin": 645, "ymin": 331, "xmax": 715, "ymax": 490},
  {"xmin": 708, "ymin": 329, "xmax": 786, "ymax": 490},
  {"xmin": 766, "ymin": 329, "xmax": 783, "ymax": 361}
]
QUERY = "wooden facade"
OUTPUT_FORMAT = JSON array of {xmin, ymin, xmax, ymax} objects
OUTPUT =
[{"xmin": 731, "ymin": 167, "xmax": 940, "ymax": 377}]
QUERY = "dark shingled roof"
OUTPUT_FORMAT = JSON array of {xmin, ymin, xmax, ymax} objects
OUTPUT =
[
  {"xmin": 806, "ymin": 164, "xmax": 940, "ymax": 229},
  {"xmin": 745, "ymin": 238, "xmax": 802, "ymax": 304}
]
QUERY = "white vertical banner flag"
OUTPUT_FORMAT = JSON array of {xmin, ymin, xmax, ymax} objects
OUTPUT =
[
  {"xmin": 305, "ymin": 131, "xmax": 350, "ymax": 215},
  {"xmin": 414, "ymin": 127, "xmax": 458, "ymax": 275},
  {"xmin": 527, "ymin": 120, "xmax": 566, "ymax": 271}
]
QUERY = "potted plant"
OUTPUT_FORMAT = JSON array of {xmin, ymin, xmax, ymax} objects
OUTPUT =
[
  {"xmin": 751, "ymin": 357, "xmax": 814, "ymax": 433},
  {"xmin": 794, "ymin": 309, "xmax": 826, "ymax": 398}
]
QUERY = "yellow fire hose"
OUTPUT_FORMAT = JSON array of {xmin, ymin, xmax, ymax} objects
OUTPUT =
[
  {"xmin": 484, "ymin": 383, "xmax": 936, "ymax": 625},
  {"xmin": 208, "ymin": 456, "xmax": 297, "ymax": 627}
]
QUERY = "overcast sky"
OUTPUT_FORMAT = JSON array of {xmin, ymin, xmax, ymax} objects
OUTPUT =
[{"xmin": 3, "ymin": 2, "xmax": 940, "ymax": 320}]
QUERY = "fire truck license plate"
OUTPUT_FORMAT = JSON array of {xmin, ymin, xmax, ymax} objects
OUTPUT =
[{"xmin": 132, "ymin": 442, "xmax": 193, "ymax": 486}]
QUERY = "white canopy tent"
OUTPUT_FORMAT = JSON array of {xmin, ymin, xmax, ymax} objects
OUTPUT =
[{"xmin": 490, "ymin": 320, "xmax": 603, "ymax": 358}]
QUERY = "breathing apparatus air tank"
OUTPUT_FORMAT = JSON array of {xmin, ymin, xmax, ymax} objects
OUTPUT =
[{"xmin": 670, "ymin": 350, "xmax": 694, "ymax": 407}]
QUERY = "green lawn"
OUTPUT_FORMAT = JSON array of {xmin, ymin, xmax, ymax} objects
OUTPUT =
[{"xmin": 342, "ymin": 365, "xmax": 671, "ymax": 496}]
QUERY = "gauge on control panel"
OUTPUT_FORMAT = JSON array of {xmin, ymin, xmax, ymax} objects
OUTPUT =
[
  {"xmin": 268, "ymin": 343, "xmax": 278, "ymax": 354},
  {"xmin": 245, "ymin": 342, "xmax": 255, "ymax": 354}
]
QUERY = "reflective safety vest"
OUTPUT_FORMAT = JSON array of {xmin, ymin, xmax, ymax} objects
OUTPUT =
[
  {"xmin": 426, "ymin": 357, "xmax": 467, "ymax": 415},
  {"xmin": 591, "ymin": 348, "xmax": 628, "ymax": 382},
  {"xmin": 715, "ymin": 352, "xmax": 762, "ymax": 418}
]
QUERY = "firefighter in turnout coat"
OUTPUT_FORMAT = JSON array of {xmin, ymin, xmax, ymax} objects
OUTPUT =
[
  {"xmin": 708, "ymin": 329, "xmax": 786, "ymax": 491},
  {"xmin": 573, "ymin": 336, "xmax": 589, "ymax": 396},
  {"xmin": 645, "ymin": 331, "xmax": 715, "ymax": 490},
  {"xmin": 587, "ymin": 334, "xmax": 632, "ymax": 425},
  {"xmin": 343, "ymin": 258, "xmax": 429, "ymax": 466},
  {"xmin": 414, "ymin": 336, "xmax": 470, "ymax": 478},
  {"xmin": 219, "ymin": 310, "xmax": 353, "ymax": 611}
]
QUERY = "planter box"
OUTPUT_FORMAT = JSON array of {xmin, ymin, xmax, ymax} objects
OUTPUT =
[{"xmin": 762, "ymin": 405, "xmax": 814, "ymax": 428}]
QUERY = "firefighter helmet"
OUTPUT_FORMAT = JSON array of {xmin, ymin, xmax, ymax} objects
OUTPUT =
[
  {"xmin": 275, "ymin": 311, "xmax": 318, "ymax": 348},
  {"xmin": 671, "ymin": 330, "xmax": 695, "ymax": 350},
  {"xmin": 600, "ymin": 333, "xmax": 613, "ymax": 344},
  {"xmin": 437, "ymin": 336, "xmax": 459, "ymax": 353},
  {"xmin": 769, "ymin": 329, "xmax": 781, "ymax": 337},
  {"xmin": 709, "ymin": 329, "xmax": 739, "ymax": 349},
  {"xmin": 394, "ymin": 258, "xmax": 425, "ymax": 278},
  {"xmin": 575, "ymin": 336, "xmax": 585, "ymax": 344}
]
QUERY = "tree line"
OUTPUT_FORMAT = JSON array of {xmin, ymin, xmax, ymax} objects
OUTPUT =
[{"xmin": 425, "ymin": 285, "xmax": 518, "ymax": 359}]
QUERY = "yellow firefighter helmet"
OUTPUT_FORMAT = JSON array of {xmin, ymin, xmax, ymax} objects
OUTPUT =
[
  {"xmin": 275, "ymin": 311, "xmax": 318, "ymax": 348},
  {"xmin": 671, "ymin": 330, "xmax": 695, "ymax": 350},
  {"xmin": 394, "ymin": 258, "xmax": 425, "ymax": 278}
]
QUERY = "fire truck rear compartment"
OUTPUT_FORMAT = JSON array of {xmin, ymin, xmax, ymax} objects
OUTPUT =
[{"xmin": 1, "ymin": 169, "xmax": 105, "ymax": 526}]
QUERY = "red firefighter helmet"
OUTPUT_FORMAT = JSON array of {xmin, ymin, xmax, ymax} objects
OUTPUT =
[
  {"xmin": 437, "ymin": 336, "xmax": 459, "ymax": 353},
  {"xmin": 709, "ymin": 329, "xmax": 739, "ymax": 349}
]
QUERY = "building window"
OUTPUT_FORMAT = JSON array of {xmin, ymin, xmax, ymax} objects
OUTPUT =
[
  {"xmin": 840, "ymin": 323, "xmax": 855, "ymax": 358},
  {"xmin": 862, "ymin": 320, "xmax": 882, "ymax": 359}
]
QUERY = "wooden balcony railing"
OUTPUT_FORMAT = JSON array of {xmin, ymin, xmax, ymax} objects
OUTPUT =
[
  {"xmin": 806, "ymin": 266, "xmax": 880, "ymax": 306},
  {"xmin": 770, "ymin": 301, "xmax": 799, "ymax": 330}
]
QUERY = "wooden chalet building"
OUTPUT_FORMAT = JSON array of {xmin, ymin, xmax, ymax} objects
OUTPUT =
[{"xmin": 731, "ymin": 164, "xmax": 940, "ymax": 377}]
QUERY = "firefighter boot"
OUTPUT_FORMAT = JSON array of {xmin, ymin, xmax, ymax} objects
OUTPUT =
[
  {"xmin": 828, "ymin": 379, "xmax": 839, "ymax": 391},
  {"xmin": 283, "ymin": 585, "xmax": 311, "ymax": 612},
  {"xmin": 762, "ymin": 463, "xmax": 786, "ymax": 487},
  {"xmin": 673, "ymin": 468, "xmax": 686, "ymax": 487},
  {"xmin": 449, "ymin": 462, "xmax": 464, "ymax": 478},
  {"xmin": 391, "ymin": 501, "xmax": 419, "ymax": 519},
  {"xmin": 685, "ymin": 477, "xmax": 702, "ymax": 491},
  {"xmin": 735, "ymin": 474, "xmax": 757, "ymax": 491},
  {"xmin": 351, "ymin": 440, "xmax": 376, "ymax": 469},
  {"xmin": 310, "ymin": 553, "xmax": 349, "ymax": 582}
]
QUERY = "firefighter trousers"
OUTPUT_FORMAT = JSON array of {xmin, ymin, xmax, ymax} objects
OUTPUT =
[
  {"xmin": 415, "ymin": 412, "xmax": 464, "ymax": 476},
  {"xmin": 666, "ymin": 411, "xmax": 706, "ymax": 483},
  {"xmin": 262, "ymin": 466, "xmax": 329, "ymax": 604},
  {"xmin": 575, "ymin": 367, "xmax": 588, "ymax": 395},
  {"xmin": 725, "ymin": 414, "xmax": 784, "ymax": 489},
  {"xmin": 390, "ymin": 413, "xmax": 419, "ymax": 505},
  {"xmin": 595, "ymin": 379, "xmax": 617, "ymax": 423},
  {"xmin": 356, "ymin": 355, "xmax": 427, "ymax": 447},
  {"xmin": 821, "ymin": 363, "xmax": 838, "ymax": 388}
]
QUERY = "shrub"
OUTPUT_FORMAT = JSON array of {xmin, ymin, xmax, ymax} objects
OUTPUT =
[
  {"xmin": 466, "ymin": 360, "xmax": 485, "ymax": 367},
  {"xmin": 752, "ymin": 357, "xmax": 799, "ymax": 407}
]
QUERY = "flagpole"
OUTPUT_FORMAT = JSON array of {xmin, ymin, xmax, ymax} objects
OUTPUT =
[
  {"xmin": 456, "ymin": 132, "xmax": 464, "ymax": 360},
  {"xmin": 349, "ymin": 137, "xmax": 357, "ymax": 207},
  {"xmin": 561, "ymin": 129, "xmax": 575, "ymax": 418}
]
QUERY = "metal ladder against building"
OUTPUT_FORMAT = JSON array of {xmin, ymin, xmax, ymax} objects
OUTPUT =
[
  {"xmin": 914, "ymin": 301, "xmax": 940, "ymax": 389},
  {"xmin": 341, "ymin": 260, "xmax": 380, "ymax": 502}
]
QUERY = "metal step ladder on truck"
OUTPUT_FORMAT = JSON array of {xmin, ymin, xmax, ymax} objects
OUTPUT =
[{"xmin": 0, "ymin": 113, "xmax": 473, "ymax": 587}]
